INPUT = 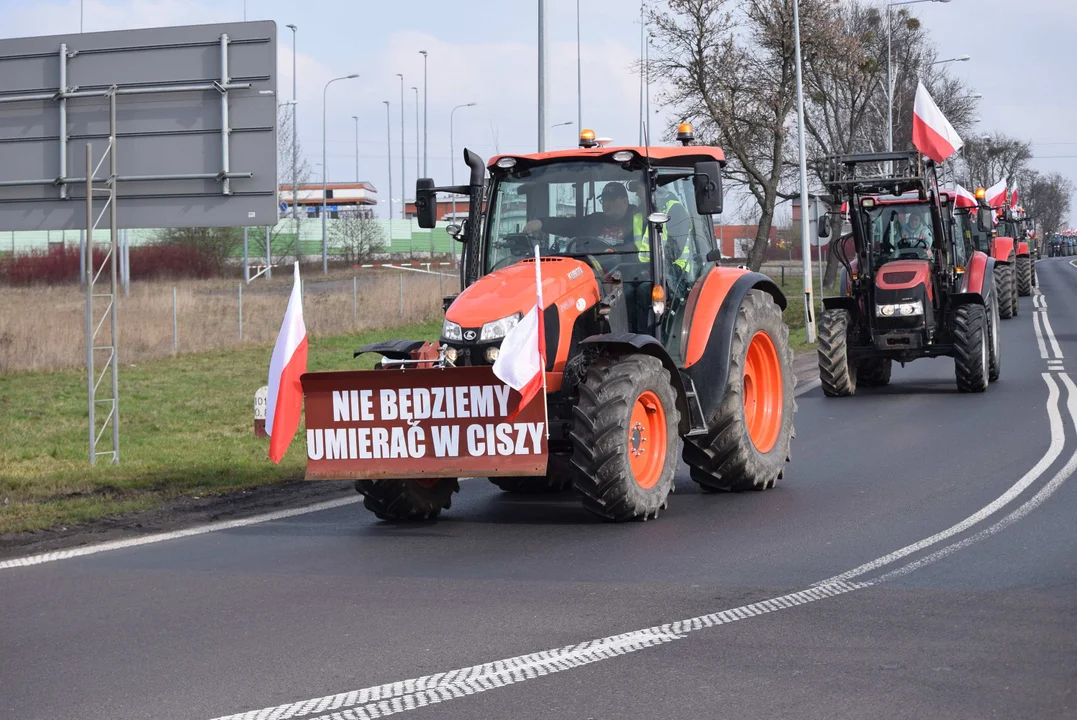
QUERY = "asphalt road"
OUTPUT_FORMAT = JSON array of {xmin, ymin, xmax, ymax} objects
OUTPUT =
[{"xmin": 2, "ymin": 259, "xmax": 1075, "ymax": 720}]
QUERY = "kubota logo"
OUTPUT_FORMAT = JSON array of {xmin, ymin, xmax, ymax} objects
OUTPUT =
[{"xmin": 464, "ymin": 330, "xmax": 477, "ymax": 340}]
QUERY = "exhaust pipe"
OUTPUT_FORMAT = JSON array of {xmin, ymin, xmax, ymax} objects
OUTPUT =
[{"xmin": 463, "ymin": 148, "xmax": 486, "ymax": 289}]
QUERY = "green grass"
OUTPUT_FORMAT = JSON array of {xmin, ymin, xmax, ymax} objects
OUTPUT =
[
  {"xmin": 0, "ymin": 321, "xmax": 441, "ymax": 535},
  {"xmin": 763, "ymin": 274, "xmax": 833, "ymax": 352}
]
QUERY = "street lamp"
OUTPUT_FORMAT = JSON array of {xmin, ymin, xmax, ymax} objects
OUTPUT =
[
  {"xmin": 887, "ymin": 0, "xmax": 952, "ymax": 153},
  {"xmin": 932, "ymin": 54, "xmax": 971, "ymax": 65},
  {"xmin": 351, "ymin": 115, "xmax": 359, "ymax": 182},
  {"xmin": 286, "ymin": 22, "xmax": 298, "ymax": 258},
  {"xmin": 419, "ymin": 50, "xmax": 428, "ymax": 178},
  {"xmin": 384, "ymin": 101, "xmax": 394, "ymax": 251},
  {"xmin": 322, "ymin": 73, "xmax": 360, "ymax": 274},
  {"xmin": 552, "ymin": 121, "xmax": 574, "ymax": 128},
  {"xmin": 793, "ymin": 0, "xmax": 815, "ymax": 343},
  {"xmin": 396, "ymin": 73, "xmax": 406, "ymax": 224},
  {"xmin": 450, "ymin": 102, "xmax": 477, "ymax": 222}
]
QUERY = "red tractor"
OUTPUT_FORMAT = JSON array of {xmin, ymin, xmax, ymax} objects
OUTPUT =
[
  {"xmin": 311, "ymin": 126, "xmax": 797, "ymax": 522},
  {"xmin": 957, "ymin": 188, "xmax": 1017, "ymax": 319},
  {"xmin": 819, "ymin": 151, "xmax": 1000, "ymax": 395}
]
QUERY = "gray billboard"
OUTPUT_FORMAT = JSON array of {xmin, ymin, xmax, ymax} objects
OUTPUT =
[{"xmin": 0, "ymin": 20, "xmax": 277, "ymax": 230}]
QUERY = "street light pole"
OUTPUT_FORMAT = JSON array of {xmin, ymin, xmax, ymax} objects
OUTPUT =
[
  {"xmin": 793, "ymin": 0, "xmax": 816, "ymax": 343},
  {"xmin": 576, "ymin": 0, "xmax": 582, "ymax": 133},
  {"xmin": 450, "ymin": 102, "xmax": 477, "ymax": 223},
  {"xmin": 352, "ymin": 115, "xmax": 359, "ymax": 182},
  {"xmin": 397, "ymin": 73, "xmax": 406, "ymax": 223},
  {"xmin": 887, "ymin": 0, "xmax": 953, "ymax": 153},
  {"xmin": 322, "ymin": 73, "xmax": 359, "ymax": 274},
  {"xmin": 384, "ymin": 100, "xmax": 394, "ymax": 252},
  {"xmin": 286, "ymin": 24, "xmax": 298, "ymax": 264},
  {"xmin": 419, "ymin": 50, "xmax": 428, "ymax": 178},
  {"xmin": 412, "ymin": 86, "xmax": 420, "ymax": 186},
  {"xmin": 537, "ymin": 0, "xmax": 548, "ymax": 152}
]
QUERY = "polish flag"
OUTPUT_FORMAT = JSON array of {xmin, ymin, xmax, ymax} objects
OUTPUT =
[
  {"xmin": 912, "ymin": 81, "xmax": 964, "ymax": 163},
  {"xmin": 952, "ymin": 184, "xmax": 977, "ymax": 209},
  {"xmin": 266, "ymin": 262, "xmax": 308, "ymax": 463},
  {"xmin": 492, "ymin": 246, "xmax": 546, "ymax": 420},
  {"xmin": 985, "ymin": 178, "xmax": 1008, "ymax": 209},
  {"xmin": 1009, "ymin": 182, "xmax": 1019, "ymax": 208}
]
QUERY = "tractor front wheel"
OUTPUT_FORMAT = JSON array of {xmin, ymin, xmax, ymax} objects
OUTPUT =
[
  {"xmin": 684, "ymin": 290, "xmax": 795, "ymax": 493},
  {"xmin": 570, "ymin": 355, "xmax": 681, "ymax": 521},
  {"xmin": 954, "ymin": 304, "xmax": 989, "ymax": 393},
  {"xmin": 355, "ymin": 478, "xmax": 459, "ymax": 521},
  {"xmin": 818, "ymin": 308, "xmax": 857, "ymax": 396},
  {"xmin": 1016, "ymin": 256, "xmax": 1032, "ymax": 296},
  {"xmin": 858, "ymin": 358, "xmax": 892, "ymax": 387},
  {"xmin": 995, "ymin": 263, "xmax": 1015, "ymax": 319},
  {"xmin": 987, "ymin": 289, "xmax": 1001, "ymax": 382}
]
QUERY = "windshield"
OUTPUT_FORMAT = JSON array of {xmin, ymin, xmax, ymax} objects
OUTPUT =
[
  {"xmin": 861, "ymin": 201, "xmax": 936, "ymax": 266},
  {"xmin": 485, "ymin": 161, "xmax": 649, "ymax": 278}
]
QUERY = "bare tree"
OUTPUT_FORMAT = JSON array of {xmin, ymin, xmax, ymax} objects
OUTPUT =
[
  {"xmin": 331, "ymin": 209, "xmax": 387, "ymax": 265},
  {"xmin": 1022, "ymin": 171, "xmax": 1073, "ymax": 238},
  {"xmin": 153, "ymin": 226, "xmax": 243, "ymax": 275},
  {"xmin": 263, "ymin": 104, "xmax": 314, "ymax": 265},
  {"xmin": 959, "ymin": 132, "xmax": 1033, "ymax": 189}
]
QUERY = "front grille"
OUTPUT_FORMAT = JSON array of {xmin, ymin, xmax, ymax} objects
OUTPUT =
[{"xmin": 880, "ymin": 271, "xmax": 916, "ymax": 284}]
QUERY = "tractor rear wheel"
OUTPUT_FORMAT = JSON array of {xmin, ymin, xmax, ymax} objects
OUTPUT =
[
  {"xmin": 954, "ymin": 304, "xmax": 989, "ymax": 393},
  {"xmin": 858, "ymin": 358, "xmax": 892, "ymax": 387},
  {"xmin": 818, "ymin": 308, "xmax": 857, "ymax": 396},
  {"xmin": 355, "ymin": 478, "xmax": 459, "ymax": 521},
  {"xmin": 684, "ymin": 290, "xmax": 795, "ymax": 493},
  {"xmin": 995, "ymin": 264, "xmax": 1015, "ymax": 319},
  {"xmin": 987, "ymin": 289, "xmax": 1001, "ymax": 382},
  {"xmin": 570, "ymin": 355, "xmax": 681, "ymax": 521},
  {"xmin": 1017, "ymin": 256, "xmax": 1032, "ymax": 296},
  {"xmin": 489, "ymin": 454, "xmax": 573, "ymax": 493}
]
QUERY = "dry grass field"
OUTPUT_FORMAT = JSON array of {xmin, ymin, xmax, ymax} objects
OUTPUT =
[{"xmin": 0, "ymin": 268, "xmax": 451, "ymax": 373}]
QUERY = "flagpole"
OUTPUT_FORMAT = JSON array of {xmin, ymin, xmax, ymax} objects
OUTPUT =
[{"xmin": 534, "ymin": 244, "xmax": 549, "ymax": 440}]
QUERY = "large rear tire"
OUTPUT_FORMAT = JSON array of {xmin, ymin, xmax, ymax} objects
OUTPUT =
[
  {"xmin": 355, "ymin": 478, "xmax": 459, "ymax": 521},
  {"xmin": 995, "ymin": 263, "xmax": 1014, "ymax": 319},
  {"xmin": 489, "ymin": 454, "xmax": 573, "ymax": 493},
  {"xmin": 818, "ymin": 308, "xmax": 857, "ymax": 396},
  {"xmin": 987, "ymin": 289, "xmax": 1001, "ymax": 382},
  {"xmin": 570, "ymin": 355, "xmax": 681, "ymax": 521},
  {"xmin": 1016, "ymin": 256, "xmax": 1032, "ymax": 296},
  {"xmin": 684, "ymin": 290, "xmax": 795, "ymax": 493},
  {"xmin": 954, "ymin": 304, "xmax": 989, "ymax": 393},
  {"xmin": 858, "ymin": 358, "xmax": 892, "ymax": 387}
]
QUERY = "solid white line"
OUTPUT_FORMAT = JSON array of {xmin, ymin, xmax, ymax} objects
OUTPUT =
[
  {"xmin": 795, "ymin": 377, "xmax": 821, "ymax": 397},
  {"xmin": 1032, "ymin": 310, "xmax": 1050, "ymax": 360},
  {"xmin": 874, "ymin": 372, "xmax": 1077, "ymax": 583},
  {"xmin": 208, "ymin": 373, "xmax": 1076, "ymax": 720},
  {"xmin": 0, "ymin": 496, "xmax": 361, "ymax": 571},
  {"xmin": 1040, "ymin": 311, "xmax": 1064, "ymax": 359},
  {"xmin": 819, "ymin": 372, "xmax": 1065, "ymax": 585}
]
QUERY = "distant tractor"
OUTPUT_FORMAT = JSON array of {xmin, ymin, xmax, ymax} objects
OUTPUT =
[
  {"xmin": 322, "ymin": 125, "xmax": 796, "ymax": 522},
  {"xmin": 962, "ymin": 188, "xmax": 1017, "ymax": 319},
  {"xmin": 818, "ymin": 152, "xmax": 1001, "ymax": 395}
]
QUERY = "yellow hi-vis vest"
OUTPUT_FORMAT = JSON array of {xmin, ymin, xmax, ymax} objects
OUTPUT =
[{"xmin": 632, "ymin": 200, "xmax": 692, "ymax": 270}]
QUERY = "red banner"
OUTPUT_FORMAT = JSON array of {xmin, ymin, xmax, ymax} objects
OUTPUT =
[{"xmin": 300, "ymin": 366, "xmax": 549, "ymax": 480}]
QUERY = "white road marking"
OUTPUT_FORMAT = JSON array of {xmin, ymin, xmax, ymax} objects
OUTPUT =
[
  {"xmin": 819, "ymin": 373, "xmax": 1065, "ymax": 586},
  {"xmin": 210, "ymin": 373, "xmax": 1077, "ymax": 720},
  {"xmin": 795, "ymin": 377, "xmax": 821, "ymax": 397},
  {"xmin": 1040, "ymin": 311, "xmax": 1064, "ymax": 359},
  {"xmin": 1033, "ymin": 310, "xmax": 1050, "ymax": 359},
  {"xmin": 0, "ymin": 496, "xmax": 361, "ymax": 571},
  {"xmin": 874, "ymin": 372, "xmax": 1077, "ymax": 583},
  {"xmin": 208, "ymin": 580, "xmax": 864, "ymax": 720}
]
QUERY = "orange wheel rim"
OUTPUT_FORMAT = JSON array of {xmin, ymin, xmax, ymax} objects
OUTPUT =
[
  {"xmin": 743, "ymin": 331, "xmax": 783, "ymax": 453},
  {"xmin": 628, "ymin": 390, "xmax": 667, "ymax": 489}
]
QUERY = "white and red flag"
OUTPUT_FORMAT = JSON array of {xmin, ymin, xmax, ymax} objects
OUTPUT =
[
  {"xmin": 912, "ymin": 81, "xmax": 964, "ymax": 163},
  {"xmin": 266, "ymin": 262, "xmax": 308, "ymax": 463},
  {"xmin": 985, "ymin": 178, "xmax": 1008, "ymax": 209},
  {"xmin": 493, "ymin": 246, "xmax": 547, "ymax": 420},
  {"xmin": 1009, "ymin": 182, "xmax": 1019, "ymax": 208},
  {"xmin": 952, "ymin": 184, "xmax": 977, "ymax": 209}
]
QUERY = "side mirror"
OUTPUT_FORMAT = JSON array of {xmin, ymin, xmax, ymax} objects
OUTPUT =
[
  {"xmin": 817, "ymin": 213, "xmax": 831, "ymax": 239},
  {"xmin": 977, "ymin": 206, "xmax": 992, "ymax": 234},
  {"xmin": 705, "ymin": 248, "xmax": 722, "ymax": 263},
  {"xmin": 693, "ymin": 161, "xmax": 723, "ymax": 215},
  {"xmin": 415, "ymin": 178, "xmax": 437, "ymax": 229}
]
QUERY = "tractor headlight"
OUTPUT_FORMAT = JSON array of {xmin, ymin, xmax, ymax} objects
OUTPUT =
[
  {"xmin": 442, "ymin": 319, "xmax": 463, "ymax": 341},
  {"xmin": 876, "ymin": 301, "xmax": 923, "ymax": 317},
  {"xmin": 480, "ymin": 313, "xmax": 522, "ymax": 341}
]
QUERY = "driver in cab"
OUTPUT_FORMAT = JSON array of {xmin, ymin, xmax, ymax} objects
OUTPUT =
[{"xmin": 521, "ymin": 182, "xmax": 643, "ymax": 254}]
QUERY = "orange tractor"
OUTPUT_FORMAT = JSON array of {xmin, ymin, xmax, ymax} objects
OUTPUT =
[{"xmin": 316, "ymin": 126, "xmax": 796, "ymax": 522}]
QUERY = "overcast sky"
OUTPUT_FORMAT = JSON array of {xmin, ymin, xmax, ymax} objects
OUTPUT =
[{"xmin": 2, "ymin": 0, "xmax": 1074, "ymax": 225}]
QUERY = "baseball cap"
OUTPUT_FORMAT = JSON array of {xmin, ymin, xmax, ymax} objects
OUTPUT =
[{"xmin": 600, "ymin": 183, "xmax": 628, "ymax": 200}]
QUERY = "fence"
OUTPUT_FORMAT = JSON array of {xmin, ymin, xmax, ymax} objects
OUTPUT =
[{"xmin": 0, "ymin": 269, "xmax": 450, "ymax": 374}]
